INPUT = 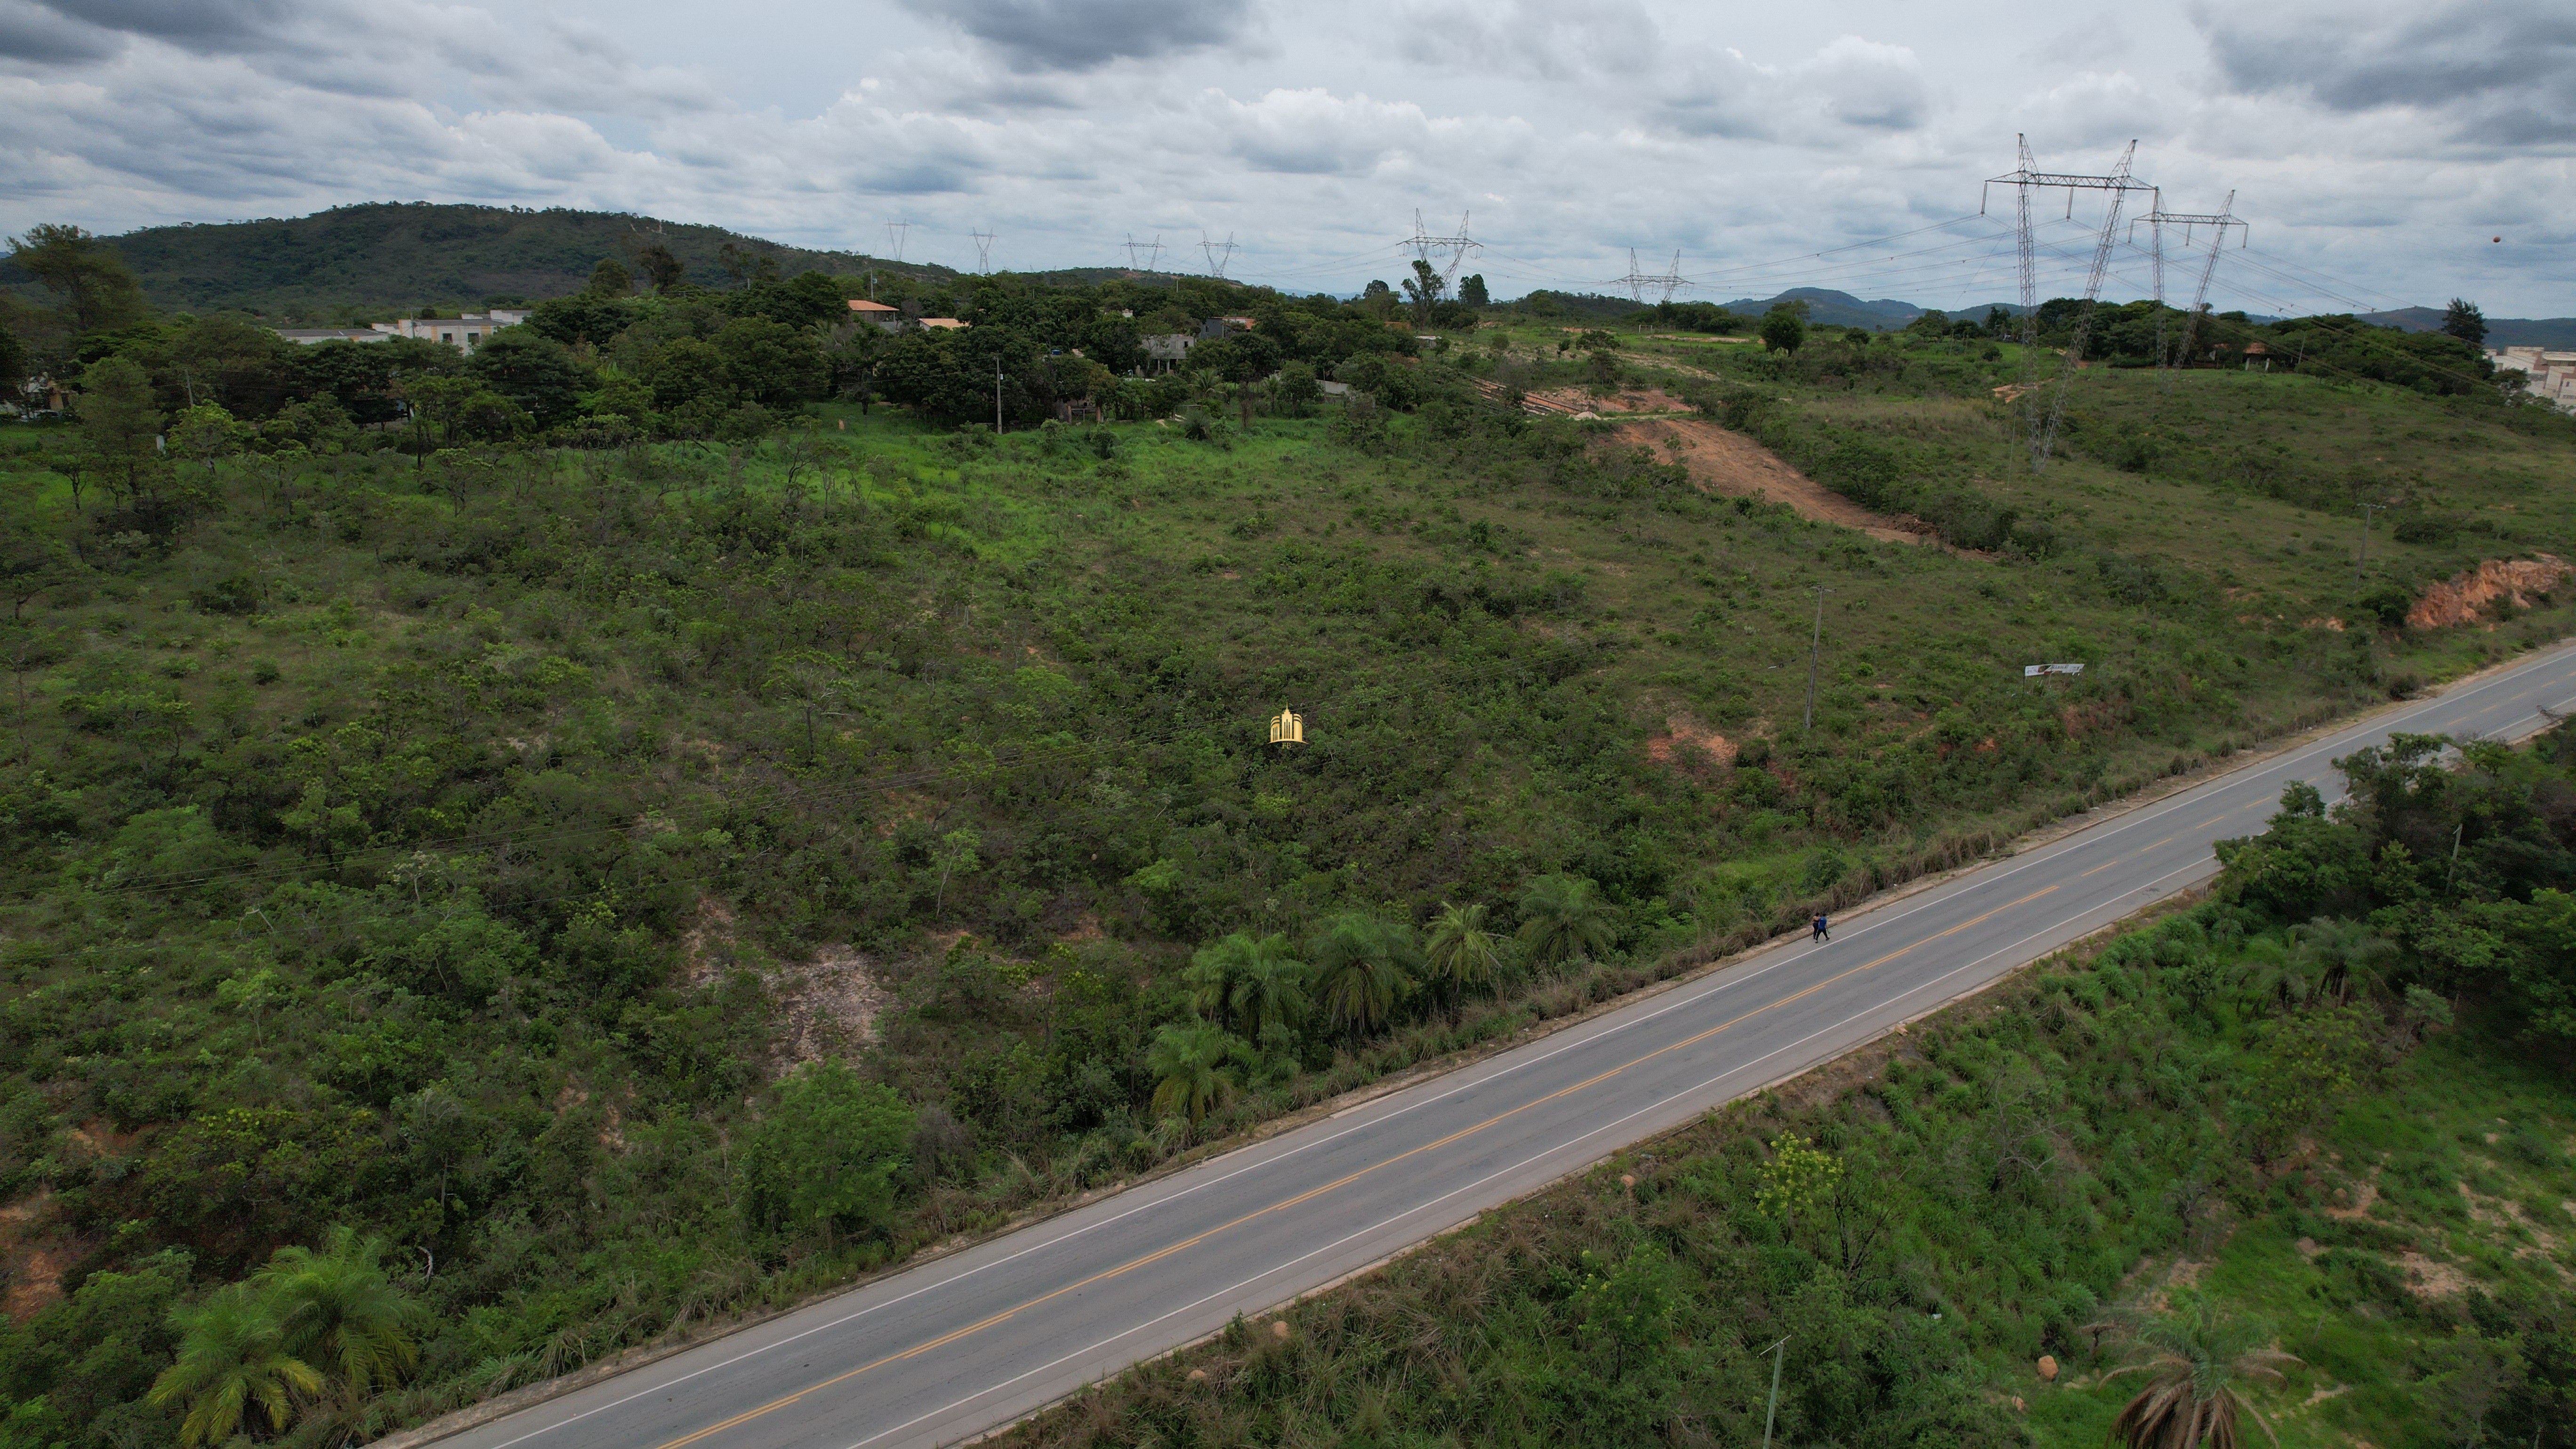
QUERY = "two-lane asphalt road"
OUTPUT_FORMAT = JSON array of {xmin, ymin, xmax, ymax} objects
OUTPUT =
[{"xmin": 429, "ymin": 640, "xmax": 2576, "ymax": 1449}]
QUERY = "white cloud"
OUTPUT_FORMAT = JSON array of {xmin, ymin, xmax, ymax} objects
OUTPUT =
[
  {"xmin": 1797, "ymin": 36, "xmax": 1929, "ymax": 132},
  {"xmin": 0, "ymin": 0, "xmax": 2568, "ymax": 315}
]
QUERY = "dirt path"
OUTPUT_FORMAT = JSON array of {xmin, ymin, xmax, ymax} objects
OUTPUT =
[
  {"xmin": 1532, "ymin": 385, "xmax": 1694, "ymax": 416},
  {"xmin": 1608, "ymin": 416, "xmax": 1936, "ymax": 545}
]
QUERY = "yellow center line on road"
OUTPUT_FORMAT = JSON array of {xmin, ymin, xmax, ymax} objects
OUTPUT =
[
  {"xmin": 2195, "ymin": 815, "xmax": 2225, "ymax": 829},
  {"xmin": 647, "ymin": 887, "xmax": 2057, "ymax": 1448},
  {"xmin": 2146, "ymin": 836, "xmax": 2174, "ymax": 851},
  {"xmin": 2077, "ymin": 857, "xmax": 2120, "ymax": 879}
]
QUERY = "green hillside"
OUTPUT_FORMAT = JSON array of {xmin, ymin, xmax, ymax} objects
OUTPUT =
[
  {"xmin": 0, "ymin": 202, "xmax": 961, "ymax": 320},
  {"xmin": 2, "ymin": 251, "xmax": 2575, "ymax": 1444},
  {"xmin": 1004, "ymin": 729, "xmax": 2576, "ymax": 1449}
]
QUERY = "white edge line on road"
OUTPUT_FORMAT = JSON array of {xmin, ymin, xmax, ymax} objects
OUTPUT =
[
  {"xmin": 842, "ymin": 855, "xmax": 2220, "ymax": 1449},
  {"xmin": 459, "ymin": 647, "xmax": 2576, "ymax": 1448}
]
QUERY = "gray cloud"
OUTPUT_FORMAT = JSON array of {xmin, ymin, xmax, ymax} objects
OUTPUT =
[
  {"xmin": 0, "ymin": 0, "xmax": 2571, "ymax": 316},
  {"xmin": 900, "ymin": 0, "xmax": 1256, "ymax": 72},
  {"xmin": 33, "ymin": 0, "xmax": 298, "ymax": 54},
  {"xmin": 1801, "ymin": 36, "xmax": 1929, "ymax": 130},
  {"xmin": 0, "ymin": 0, "xmax": 119, "ymax": 63},
  {"xmin": 1397, "ymin": 0, "xmax": 1658, "ymax": 83},
  {"xmin": 2201, "ymin": 0, "xmax": 2576, "ymax": 139}
]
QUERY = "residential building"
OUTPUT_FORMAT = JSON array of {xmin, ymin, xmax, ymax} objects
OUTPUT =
[
  {"xmin": 366, "ymin": 309, "xmax": 533, "ymax": 354},
  {"xmin": 2489, "ymin": 346, "xmax": 2576, "ymax": 413},
  {"xmin": 847, "ymin": 298, "xmax": 904, "ymax": 333},
  {"xmin": 918, "ymin": 317, "xmax": 970, "ymax": 330},
  {"xmin": 1141, "ymin": 334, "xmax": 1194, "ymax": 373},
  {"xmin": 274, "ymin": 328, "xmax": 389, "ymax": 346},
  {"xmin": 6, "ymin": 375, "xmax": 69, "ymax": 417}
]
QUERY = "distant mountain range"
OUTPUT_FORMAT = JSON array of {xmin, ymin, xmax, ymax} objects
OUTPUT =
[
  {"xmin": 1714, "ymin": 288, "xmax": 1986, "ymax": 330},
  {"xmin": 1713, "ymin": 287, "xmax": 2575, "ymax": 349},
  {"xmin": 8, "ymin": 204, "xmax": 2566, "ymax": 349},
  {"xmin": 0, "ymin": 202, "xmax": 966, "ymax": 317},
  {"xmin": 2356, "ymin": 306, "xmax": 2576, "ymax": 350},
  {"xmin": 1715, "ymin": 287, "xmax": 2266, "ymax": 330}
]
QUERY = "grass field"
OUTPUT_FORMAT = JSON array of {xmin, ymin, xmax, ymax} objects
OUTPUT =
[
  {"xmin": 998, "ymin": 900, "xmax": 2576, "ymax": 1449},
  {"xmin": 3, "ymin": 316, "xmax": 2574, "ymax": 1444}
]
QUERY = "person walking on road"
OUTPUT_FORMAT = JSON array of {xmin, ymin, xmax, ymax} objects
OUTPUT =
[{"xmin": 1811, "ymin": 913, "xmax": 1829, "ymax": 942}]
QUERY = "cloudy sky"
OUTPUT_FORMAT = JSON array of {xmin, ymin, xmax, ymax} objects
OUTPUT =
[{"xmin": 3, "ymin": 0, "xmax": 2571, "ymax": 314}]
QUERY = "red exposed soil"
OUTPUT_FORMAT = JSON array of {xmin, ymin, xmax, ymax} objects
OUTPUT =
[
  {"xmin": 2407, "ymin": 555, "xmax": 2570, "ymax": 629},
  {"xmin": 0, "ymin": 1192, "xmax": 68, "ymax": 1321},
  {"xmin": 1643, "ymin": 713, "xmax": 1737, "ymax": 773},
  {"xmin": 1605, "ymin": 417, "xmax": 1939, "ymax": 546}
]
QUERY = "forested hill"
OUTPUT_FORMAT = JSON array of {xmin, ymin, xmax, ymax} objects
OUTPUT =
[{"xmin": 0, "ymin": 203, "xmax": 960, "ymax": 318}]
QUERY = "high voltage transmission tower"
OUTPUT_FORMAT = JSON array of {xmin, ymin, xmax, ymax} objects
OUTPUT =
[
  {"xmin": 1403, "ymin": 210, "xmax": 1480, "ymax": 295},
  {"xmin": 884, "ymin": 221, "xmax": 912, "ymax": 265},
  {"xmin": 2132, "ymin": 194, "xmax": 2246, "ymax": 386},
  {"xmin": 1654, "ymin": 250, "xmax": 1688, "ymax": 304},
  {"xmin": 970, "ymin": 230, "xmax": 996, "ymax": 274},
  {"xmin": 1121, "ymin": 233, "xmax": 1166, "ymax": 272},
  {"xmin": 1199, "ymin": 233, "xmax": 1239, "ymax": 279},
  {"xmin": 1982, "ymin": 135, "xmax": 2157, "ymax": 472},
  {"xmin": 1612, "ymin": 248, "xmax": 1690, "ymax": 305}
]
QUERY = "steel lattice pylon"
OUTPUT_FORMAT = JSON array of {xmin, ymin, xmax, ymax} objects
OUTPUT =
[{"xmin": 1981, "ymin": 135, "xmax": 2159, "ymax": 472}]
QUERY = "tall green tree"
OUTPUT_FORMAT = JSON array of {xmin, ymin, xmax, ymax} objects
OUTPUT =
[
  {"xmin": 2104, "ymin": 1294, "xmax": 2295, "ymax": 1449},
  {"xmin": 1401, "ymin": 259, "xmax": 1447, "ymax": 327},
  {"xmin": 1309, "ymin": 912, "xmax": 1419, "ymax": 1034},
  {"xmin": 2441, "ymin": 297, "xmax": 2487, "ymax": 349},
  {"xmin": 72, "ymin": 356, "xmax": 166, "ymax": 509},
  {"xmin": 634, "ymin": 242, "xmax": 687, "ymax": 292},
  {"xmin": 252, "ymin": 1226, "xmax": 429, "ymax": 1399},
  {"xmin": 738, "ymin": 1061, "xmax": 916, "ymax": 1239},
  {"xmin": 147, "ymin": 1285, "xmax": 321, "ymax": 1447},
  {"xmin": 167, "ymin": 402, "xmax": 244, "ymax": 479},
  {"xmin": 1146, "ymin": 1021, "xmax": 1239, "ymax": 1125},
  {"xmin": 1515, "ymin": 875, "xmax": 1616, "ymax": 972},
  {"xmin": 1183, "ymin": 932, "xmax": 1308, "ymax": 1038},
  {"xmin": 1423, "ymin": 901, "xmax": 1503, "ymax": 996},
  {"xmin": 7, "ymin": 224, "xmax": 149, "ymax": 334},
  {"xmin": 0, "ymin": 316, "xmax": 28, "ymax": 400},
  {"xmin": 463, "ymin": 329, "xmax": 588, "ymax": 426},
  {"xmin": 713, "ymin": 316, "xmax": 828, "ymax": 408},
  {"xmin": 1759, "ymin": 308, "xmax": 1807, "ymax": 355}
]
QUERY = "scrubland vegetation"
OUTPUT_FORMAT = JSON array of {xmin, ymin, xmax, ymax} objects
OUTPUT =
[
  {"xmin": 0, "ymin": 218, "xmax": 2572, "ymax": 1444},
  {"xmin": 1005, "ymin": 728, "xmax": 2576, "ymax": 1449}
]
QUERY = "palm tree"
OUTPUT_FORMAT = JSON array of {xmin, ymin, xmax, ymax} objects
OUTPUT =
[
  {"xmin": 2289, "ymin": 918, "xmax": 2399, "ymax": 1002},
  {"xmin": 1181, "ymin": 933, "xmax": 1257, "ymax": 1021},
  {"xmin": 1308, "ymin": 912, "xmax": 1420, "ymax": 1035},
  {"xmin": 2106, "ymin": 1294, "xmax": 2298, "ymax": 1449},
  {"xmin": 256, "ymin": 1225, "xmax": 431, "ymax": 1398},
  {"xmin": 1228, "ymin": 939, "xmax": 1310, "ymax": 1038},
  {"xmin": 1515, "ymin": 875, "xmax": 1617, "ymax": 974},
  {"xmin": 1424, "ymin": 901, "xmax": 1504, "ymax": 997},
  {"xmin": 149, "ymin": 1283, "xmax": 323, "ymax": 1447},
  {"xmin": 1147, "ymin": 1022, "xmax": 1239, "ymax": 1126},
  {"xmin": 1183, "ymin": 933, "xmax": 1307, "ymax": 1037},
  {"xmin": 2234, "ymin": 936, "xmax": 2323, "ymax": 1011}
]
